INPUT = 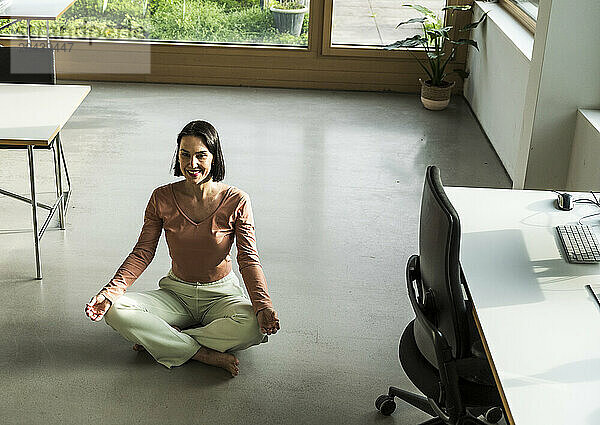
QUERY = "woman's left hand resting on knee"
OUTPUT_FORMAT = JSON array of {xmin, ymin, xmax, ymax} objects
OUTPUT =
[
  {"xmin": 257, "ymin": 307, "xmax": 280, "ymax": 335},
  {"xmin": 85, "ymin": 294, "xmax": 112, "ymax": 321}
]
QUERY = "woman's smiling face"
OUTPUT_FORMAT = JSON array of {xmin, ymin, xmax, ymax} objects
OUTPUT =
[{"xmin": 179, "ymin": 135, "xmax": 213, "ymax": 184}]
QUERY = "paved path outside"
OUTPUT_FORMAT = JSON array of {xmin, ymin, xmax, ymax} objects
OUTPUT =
[{"xmin": 332, "ymin": 0, "xmax": 445, "ymax": 46}]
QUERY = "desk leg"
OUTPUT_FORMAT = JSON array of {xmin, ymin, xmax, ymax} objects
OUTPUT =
[
  {"xmin": 58, "ymin": 137, "xmax": 72, "ymax": 211},
  {"xmin": 27, "ymin": 146, "xmax": 42, "ymax": 280},
  {"xmin": 53, "ymin": 135, "xmax": 65, "ymax": 229},
  {"xmin": 26, "ymin": 19, "xmax": 31, "ymax": 47}
]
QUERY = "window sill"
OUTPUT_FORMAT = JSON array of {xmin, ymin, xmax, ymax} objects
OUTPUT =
[
  {"xmin": 475, "ymin": 1, "xmax": 533, "ymax": 61},
  {"xmin": 579, "ymin": 110, "xmax": 600, "ymax": 134}
]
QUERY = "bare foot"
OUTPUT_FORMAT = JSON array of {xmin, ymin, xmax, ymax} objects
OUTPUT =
[
  {"xmin": 132, "ymin": 325, "xmax": 182, "ymax": 352},
  {"xmin": 192, "ymin": 347, "xmax": 240, "ymax": 377}
]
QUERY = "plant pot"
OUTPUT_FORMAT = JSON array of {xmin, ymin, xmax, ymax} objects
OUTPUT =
[
  {"xmin": 270, "ymin": 6, "xmax": 308, "ymax": 36},
  {"xmin": 420, "ymin": 79, "xmax": 455, "ymax": 111}
]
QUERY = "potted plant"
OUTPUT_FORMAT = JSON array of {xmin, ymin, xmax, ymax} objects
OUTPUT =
[
  {"xmin": 269, "ymin": 0, "xmax": 308, "ymax": 37},
  {"xmin": 386, "ymin": 4, "xmax": 486, "ymax": 110}
]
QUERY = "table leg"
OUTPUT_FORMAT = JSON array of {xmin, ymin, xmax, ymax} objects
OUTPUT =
[
  {"xmin": 26, "ymin": 19, "xmax": 31, "ymax": 47},
  {"xmin": 27, "ymin": 146, "xmax": 42, "ymax": 280},
  {"xmin": 53, "ymin": 135, "xmax": 65, "ymax": 229},
  {"xmin": 59, "ymin": 138, "xmax": 72, "ymax": 211}
]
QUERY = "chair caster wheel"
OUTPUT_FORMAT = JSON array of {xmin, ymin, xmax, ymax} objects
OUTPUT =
[
  {"xmin": 375, "ymin": 395, "xmax": 396, "ymax": 416},
  {"xmin": 485, "ymin": 407, "xmax": 503, "ymax": 423}
]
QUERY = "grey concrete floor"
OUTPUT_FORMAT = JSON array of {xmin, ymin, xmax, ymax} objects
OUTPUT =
[{"xmin": 0, "ymin": 82, "xmax": 511, "ymax": 425}]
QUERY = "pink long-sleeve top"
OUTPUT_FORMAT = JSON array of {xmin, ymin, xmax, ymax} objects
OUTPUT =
[{"xmin": 98, "ymin": 184, "xmax": 272, "ymax": 314}]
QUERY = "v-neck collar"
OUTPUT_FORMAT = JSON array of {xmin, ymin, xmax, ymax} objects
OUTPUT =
[{"xmin": 170, "ymin": 183, "xmax": 232, "ymax": 226}]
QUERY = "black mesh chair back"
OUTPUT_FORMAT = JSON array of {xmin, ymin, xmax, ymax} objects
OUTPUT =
[
  {"xmin": 0, "ymin": 47, "xmax": 56, "ymax": 84},
  {"xmin": 413, "ymin": 165, "xmax": 470, "ymax": 367}
]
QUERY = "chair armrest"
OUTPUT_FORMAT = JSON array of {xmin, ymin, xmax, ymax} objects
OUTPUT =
[
  {"xmin": 406, "ymin": 255, "xmax": 445, "ymax": 349},
  {"xmin": 405, "ymin": 254, "xmax": 464, "ymax": 419}
]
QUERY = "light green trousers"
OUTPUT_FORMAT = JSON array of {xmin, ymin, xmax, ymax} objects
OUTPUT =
[{"xmin": 104, "ymin": 271, "xmax": 266, "ymax": 368}]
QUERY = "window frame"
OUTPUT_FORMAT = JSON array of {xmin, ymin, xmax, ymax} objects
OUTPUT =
[{"xmin": 499, "ymin": 0, "xmax": 536, "ymax": 33}]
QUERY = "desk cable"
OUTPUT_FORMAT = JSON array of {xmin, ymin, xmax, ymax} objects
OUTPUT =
[
  {"xmin": 552, "ymin": 190, "xmax": 600, "ymax": 225},
  {"xmin": 575, "ymin": 192, "xmax": 600, "ymax": 225}
]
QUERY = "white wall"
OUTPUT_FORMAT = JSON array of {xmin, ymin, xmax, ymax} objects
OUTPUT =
[
  {"xmin": 521, "ymin": 0, "xmax": 600, "ymax": 189},
  {"xmin": 567, "ymin": 110, "xmax": 600, "ymax": 191},
  {"xmin": 465, "ymin": 0, "xmax": 600, "ymax": 190},
  {"xmin": 463, "ymin": 3, "xmax": 532, "ymax": 183}
]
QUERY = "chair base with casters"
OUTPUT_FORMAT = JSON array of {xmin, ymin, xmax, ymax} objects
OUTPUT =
[
  {"xmin": 376, "ymin": 252, "xmax": 505, "ymax": 424},
  {"xmin": 375, "ymin": 323, "xmax": 504, "ymax": 424}
]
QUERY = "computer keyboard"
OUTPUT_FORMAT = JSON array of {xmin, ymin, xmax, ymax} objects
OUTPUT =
[{"xmin": 556, "ymin": 225, "xmax": 600, "ymax": 263}]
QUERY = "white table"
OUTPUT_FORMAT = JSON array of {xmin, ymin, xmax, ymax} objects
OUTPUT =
[
  {"xmin": 0, "ymin": 83, "xmax": 89, "ymax": 145},
  {"xmin": 0, "ymin": 0, "xmax": 77, "ymax": 46},
  {"xmin": 446, "ymin": 187, "xmax": 600, "ymax": 425},
  {"xmin": 0, "ymin": 83, "xmax": 90, "ymax": 279}
]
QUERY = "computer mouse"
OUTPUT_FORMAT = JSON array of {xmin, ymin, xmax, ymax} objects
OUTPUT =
[{"xmin": 556, "ymin": 192, "xmax": 574, "ymax": 211}]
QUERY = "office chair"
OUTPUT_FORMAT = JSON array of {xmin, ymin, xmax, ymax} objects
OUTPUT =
[
  {"xmin": 0, "ymin": 46, "xmax": 71, "ymax": 229},
  {"xmin": 376, "ymin": 166, "xmax": 504, "ymax": 424}
]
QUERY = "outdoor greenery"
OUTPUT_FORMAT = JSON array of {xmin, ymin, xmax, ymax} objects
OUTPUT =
[
  {"xmin": 385, "ymin": 4, "xmax": 486, "ymax": 86},
  {"xmin": 0, "ymin": 0, "xmax": 308, "ymax": 45}
]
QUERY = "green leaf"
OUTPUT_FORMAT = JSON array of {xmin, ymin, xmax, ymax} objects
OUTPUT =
[
  {"xmin": 385, "ymin": 34, "xmax": 427, "ymax": 49},
  {"xmin": 450, "ymin": 38, "xmax": 479, "ymax": 50},
  {"xmin": 427, "ymin": 51, "xmax": 445, "ymax": 60},
  {"xmin": 425, "ymin": 27, "xmax": 451, "ymax": 38},
  {"xmin": 442, "ymin": 5, "xmax": 472, "ymax": 11},
  {"xmin": 460, "ymin": 12, "xmax": 488, "ymax": 31},
  {"xmin": 396, "ymin": 17, "xmax": 427, "ymax": 28},
  {"xmin": 402, "ymin": 4, "xmax": 437, "ymax": 19}
]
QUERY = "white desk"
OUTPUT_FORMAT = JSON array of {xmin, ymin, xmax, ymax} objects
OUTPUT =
[
  {"xmin": 0, "ymin": 83, "xmax": 90, "ymax": 279},
  {"xmin": 446, "ymin": 187, "xmax": 600, "ymax": 425},
  {"xmin": 0, "ymin": 83, "xmax": 89, "ymax": 146},
  {"xmin": 0, "ymin": 0, "xmax": 76, "ymax": 46}
]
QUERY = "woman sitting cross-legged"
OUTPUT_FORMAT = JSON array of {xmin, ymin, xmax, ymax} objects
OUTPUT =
[{"xmin": 85, "ymin": 120, "xmax": 280, "ymax": 376}]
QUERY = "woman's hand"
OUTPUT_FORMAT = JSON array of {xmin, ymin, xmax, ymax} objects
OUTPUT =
[
  {"xmin": 257, "ymin": 307, "xmax": 280, "ymax": 335},
  {"xmin": 85, "ymin": 293, "xmax": 112, "ymax": 322}
]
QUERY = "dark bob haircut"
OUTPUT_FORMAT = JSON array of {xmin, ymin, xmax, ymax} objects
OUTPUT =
[{"xmin": 172, "ymin": 120, "xmax": 225, "ymax": 182}]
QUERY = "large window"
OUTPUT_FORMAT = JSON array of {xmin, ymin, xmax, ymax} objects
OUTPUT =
[
  {"xmin": 0, "ymin": 0, "xmax": 309, "ymax": 46},
  {"xmin": 0, "ymin": 0, "xmax": 476, "ymax": 91}
]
